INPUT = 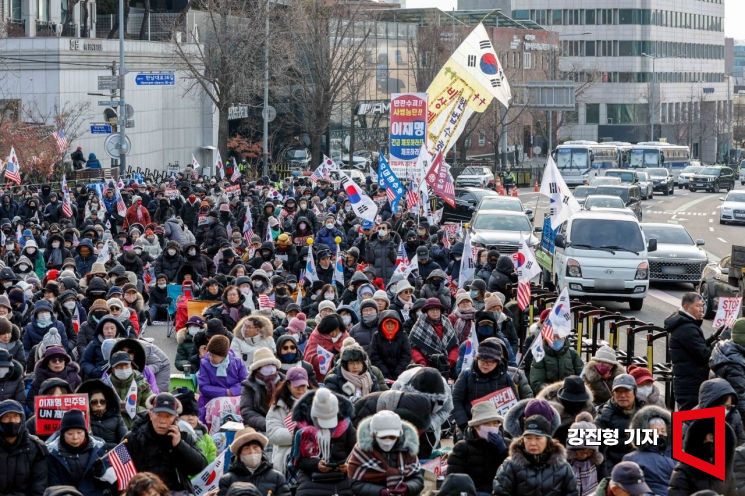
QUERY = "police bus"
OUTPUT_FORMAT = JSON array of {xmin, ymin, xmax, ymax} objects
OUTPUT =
[
  {"xmin": 626, "ymin": 142, "xmax": 691, "ymax": 185},
  {"xmin": 552, "ymin": 141, "xmax": 624, "ymax": 186}
]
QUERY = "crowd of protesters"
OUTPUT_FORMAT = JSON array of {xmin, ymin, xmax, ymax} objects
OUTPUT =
[{"xmin": 0, "ymin": 167, "xmax": 741, "ymax": 496}]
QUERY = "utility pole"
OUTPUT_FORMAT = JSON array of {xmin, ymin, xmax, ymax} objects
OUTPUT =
[
  {"xmin": 118, "ymin": 0, "xmax": 126, "ymax": 173},
  {"xmin": 642, "ymin": 53, "xmax": 657, "ymax": 141},
  {"xmin": 262, "ymin": 12, "xmax": 270, "ymax": 177}
]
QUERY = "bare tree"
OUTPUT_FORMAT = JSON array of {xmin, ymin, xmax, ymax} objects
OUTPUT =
[
  {"xmin": 173, "ymin": 0, "xmax": 291, "ymax": 157},
  {"xmin": 407, "ymin": 25, "xmax": 455, "ymax": 93},
  {"xmin": 281, "ymin": 0, "xmax": 374, "ymax": 165}
]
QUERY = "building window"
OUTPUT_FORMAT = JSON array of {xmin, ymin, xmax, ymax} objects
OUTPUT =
[
  {"xmin": 478, "ymin": 131, "xmax": 486, "ymax": 146},
  {"xmin": 586, "ymin": 103, "xmax": 600, "ymax": 124},
  {"xmin": 523, "ymin": 52, "xmax": 533, "ymax": 69}
]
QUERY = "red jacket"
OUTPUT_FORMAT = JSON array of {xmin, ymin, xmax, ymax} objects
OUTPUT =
[
  {"xmin": 123, "ymin": 204, "xmax": 151, "ymax": 229},
  {"xmin": 303, "ymin": 328, "xmax": 349, "ymax": 381}
]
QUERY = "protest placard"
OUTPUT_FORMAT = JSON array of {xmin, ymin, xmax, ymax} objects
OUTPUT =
[{"xmin": 34, "ymin": 394, "xmax": 89, "ymax": 436}]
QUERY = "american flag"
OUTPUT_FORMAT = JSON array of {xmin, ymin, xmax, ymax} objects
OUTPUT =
[
  {"xmin": 541, "ymin": 318, "xmax": 555, "ymax": 347},
  {"xmin": 108, "ymin": 442, "xmax": 137, "ymax": 490},
  {"xmin": 52, "ymin": 129, "xmax": 68, "ymax": 153},
  {"xmin": 385, "ymin": 187, "xmax": 396, "ymax": 204},
  {"xmin": 113, "ymin": 183, "xmax": 126, "ymax": 217},
  {"xmin": 517, "ymin": 280, "xmax": 531, "ymax": 311},
  {"xmin": 283, "ymin": 412, "xmax": 297, "ymax": 433},
  {"xmin": 395, "ymin": 241, "xmax": 408, "ymax": 266},
  {"xmin": 405, "ymin": 187, "xmax": 420, "ymax": 209},
  {"xmin": 4, "ymin": 147, "xmax": 21, "ymax": 185},
  {"xmin": 258, "ymin": 294, "xmax": 275, "ymax": 309},
  {"xmin": 60, "ymin": 174, "xmax": 73, "ymax": 218}
]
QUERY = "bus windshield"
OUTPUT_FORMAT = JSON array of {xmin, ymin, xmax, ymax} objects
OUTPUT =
[
  {"xmin": 556, "ymin": 148, "xmax": 589, "ymax": 169},
  {"xmin": 629, "ymin": 149, "xmax": 660, "ymax": 168}
]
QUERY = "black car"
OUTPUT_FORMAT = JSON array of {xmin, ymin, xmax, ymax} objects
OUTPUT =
[
  {"xmin": 645, "ymin": 167, "xmax": 675, "ymax": 195},
  {"xmin": 441, "ymin": 187, "xmax": 500, "ymax": 223},
  {"xmin": 689, "ymin": 166, "xmax": 736, "ymax": 193},
  {"xmin": 593, "ymin": 184, "xmax": 643, "ymax": 221}
]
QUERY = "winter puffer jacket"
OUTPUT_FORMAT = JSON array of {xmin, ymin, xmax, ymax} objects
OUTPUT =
[
  {"xmin": 391, "ymin": 367, "xmax": 453, "ymax": 448},
  {"xmin": 0, "ymin": 323, "xmax": 25, "ymax": 368},
  {"xmin": 580, "ymin": 360, "xmax": 624, "ymax": 406},
  {"xmin": 528, "ymin": 340, "xmax": 584, "ymax": 394},
  {"xmin": 622, "ymin": 405, "xmax": 674, "ymax": 496},
  {"xmin": 175, "ymin": 328, "xmax": 197, "ymax": 372},
  {"xmin": 46, "ymin": 434, "xmax": 111, "ymax": 496},
  {"xmin": 117, "ymin": 251, "xmax": 144, "ymax": 280},
  {"xmin": 666, "ymin": 310, "xmax": 711, "ymax": 410},
  {"xmin": 22, "ymin": 301, "xmax": 70, "ymax": 353},
  {"xmin": 693, "ymin": 378, "xmax": 745, "ymax": 445},
  {"xmin": 27, "ymin": 361, "xmax": 82, "ymax": 409},
  {"xmin": 447, "ymin": 426, "xmax": 509, "ymax": 493},
  {"xmin": 323, "ymin": 362, "xmax": 387, "ymax": 401},
  {"xmin": 197, "ymin": 350, "xmax": 248, "ymax": 421},
  {"xmin": 710, "ymin": 339, "xmax": 745, "ymax": 423},
  {"xmin": 0, "ymin": 412, "xmax": 48, "ymax": 495},
  {"xmin": 76, "ymin": 379, "xmax": 127, "ymax": 450},
  {"xmin": 492, "ymin": 438, "xmax": 578, "ymax": 496},
  {"xmin": 0, "ymin": 359, "xmax": 25, "ymax": 403},
  {"xmin": 595, "ymin": 398, "xmax": 646, "ymax": 476},
  {"xmin": 452, "ymin": 353, "xmax": 517, "ymax": 429},
  {"xmin": 348, "ymin": 300, "xmax": 379, "ymax": 352},
  {"xmin": 154, "ymin": 241, "xmax": 184, "ymax": 282},
  {"xmin": 218, "ymin": 455, "xmax": 291, "ymax": 496},
  {"xmin": 365, "ymin": 236, "xmax": 397, "ymax": 282},
  {"xmin": 230, "ymin": 316, "xmax": 276, "ymax": 370},
  {"xmin": 80, "ymin": 317, "xmax": 126, "ymax": 379},
  {"xmin": 239, "ymin": 371, "xmax": 283, "ymax": 432},
  {"xmin": 488, "ymin": 255, "xmax": 517, "ymax": 294},
  {"xmin": 668, "ymin": 416, "xmax": 737, "ymax": 496},
  {"xmin": 266, "ymin": 396, "xmax": 295, "ymax": 476},
  {"xmin": 124, "ymin": 412, "xmax": 207, "ymax": 492},
  {"xmin": 367, "ymin": 310, "xmax": 412, "ymax": 380}
]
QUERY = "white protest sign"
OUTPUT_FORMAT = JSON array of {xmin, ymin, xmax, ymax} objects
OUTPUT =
[
  {"xmin": 471, "ymin": 386, "xmax": 518, "ymax": 416},
  {"xmin": 713, "ymin": 297, "xmax": 742, "ymax": 329}
]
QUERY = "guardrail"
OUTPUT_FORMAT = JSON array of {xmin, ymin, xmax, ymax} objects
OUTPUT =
[{"xmin": 516, "ymin": 283, "xmax": 675, "ymax": 409}]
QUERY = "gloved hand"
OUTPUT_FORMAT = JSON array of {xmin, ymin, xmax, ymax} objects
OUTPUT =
[{"xmin": 487, "ymin": 431, "xmax": 508, "ymax": 455}]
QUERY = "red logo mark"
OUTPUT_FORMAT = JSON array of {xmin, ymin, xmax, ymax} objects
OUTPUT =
[{"xmin": 671, "ymin": 406, "xmax": 726, "ymax": 480}]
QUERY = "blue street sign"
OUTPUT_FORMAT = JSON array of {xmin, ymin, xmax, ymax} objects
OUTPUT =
[
  {"xmin": 90, "ymin": 123, "xmax": 112, "ymax": 134},
  {"xmin": 135, "ymin": 72, "xmax": 175, "ymax": 86}
]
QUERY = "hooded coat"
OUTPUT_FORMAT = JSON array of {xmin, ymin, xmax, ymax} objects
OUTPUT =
[
  {"xmin": 231, "ymin": 315, "xmax": 276, "ymax": 370},
  {"xmin": 528, "ymin": 339, "xmax": 584, "ymax": 394},
  {"xmin": 80, "ymin": 317, "xmax": 126, "ymax": 379},
  {"xmin": 580, "ymin": 360, "xmax": 624, "ymax": 406},
  {"xmin": 290, "ymin": 390, "xmax": 356, "ymax": 496},
  {"xmin": 303, "ymin": 327, "xmax": 349, "ymax": 382},
  {"xmin": 0, "ymin": 405, "xmax": 48, "ymax": 495},
  {"xmin": 22, "ymin": 301, "xmax": 69, "ymax": 354},
  {"xmin": 488, "ymin": 255, "xmax": 517, "ymax": 294},
  {"xmin": 365, "ymin": 235, "xmax": 397, "ymax": 282},
  {"xmin": 154, "ymin": 241, "xmax": 184, "ymax": 282},
  {"xmin": 346, "ymin": 416, "xmax": 424, "ymax": 496},
  {"xmin": 367, "ymin": 310, "xmax": 412, "ymax": 380},
  {"xmin": 46, "ymin": 434, "xmax": 111, "ymax": 496},
  {"xmin": 176, "ymin": 327, "xmax": 197, "ymax": 372},
  {"xmin": 0, "ymin": 358, "xmax": 25, "ymax": 403},
  {"xmin": 27, "ymin": 359, "xmax": 81, "ymax": 410},
  {"xmin": 218, "ymin": 452, "xmax": 291, "ymax": 496},
  {"xmin": 595, "ymin": 397, "xmax": 646, "ymax": 476},
  {"xmin": 492, "ymin": 438, "xmax": 578, "ymax": 496},
  {"xmin": 239, "ymin": 366, "xmax": 282, "ymax": 432},
  {"xmin": 535, "ymin": 381, "xmax": 595, "ymax": 445},
  {"xmin": 710, "ymin": 339, "xmax": 745, "ymax": 423},
  {"xmin": 622, "ymin": 405, "xmax": 674, "ymax": 496},
  {"xmin": 666, "ymin": 310, "xmax": 711, "ymax": 410},
  {"xmin": 76, "ymin": 379, "xmax": 127, "ymax": 450},
  {"xmin": 694, "ymin": 378, "xmax": 745, "ymax": 445},
  {"xmin": 0, "ymin": 323, "xmax": 25, "ymax": 368}
]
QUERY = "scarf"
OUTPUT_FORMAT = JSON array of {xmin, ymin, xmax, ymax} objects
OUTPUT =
[
  {"xmin": 224, "ymin": 302, "xmax": 242, "ymax": 324},
  {"xmin": 570, "ymin": 457, "xmax": 599, "ymax": 496},
  {"xmin": 347, "ymin": 444, "xmax": 420, "ymax": 489},
  {"xmin": 409, "ymin": 314, "xmax": 458, "ymax": 357},
  {"xmin": 340, "ymin": 366, "xmax": 374, "ymax": 397},
  {"xmin": 214, "ymin": 354, "xmax": 230, "ymax": 377},
  {"xmin": 254, "ymin": 369, "xmax": 278, "ymax": 400},
  {"xmin": 452, "ymin": 307, "xmax": 475, "ymax": 342},
  {"xmin": 317, "ymin": 428, "xmax": 331, "ymax": 462}
]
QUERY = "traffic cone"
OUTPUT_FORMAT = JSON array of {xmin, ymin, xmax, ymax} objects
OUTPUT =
[{"xmin": 533, "ymin": 180, "xmax": 539, "ymax": 192}]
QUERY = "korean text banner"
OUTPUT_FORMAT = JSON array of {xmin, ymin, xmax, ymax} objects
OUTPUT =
[
  {"xmin": 389, "ymin": 93, "xmax": 427, "ymax": 179},
  {"xmin": 35, "ymin": 394, "xmax": 90, "ymax": 436}
]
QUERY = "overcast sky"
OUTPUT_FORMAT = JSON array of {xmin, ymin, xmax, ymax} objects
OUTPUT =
[{"xmin": 405, "ymin": 0, "xmax": 745, "ymax": 40}]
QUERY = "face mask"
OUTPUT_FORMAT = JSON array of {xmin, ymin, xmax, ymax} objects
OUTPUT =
[
  {"xmin": 253, "ymin": 282, "xmax": 265, "ymax": 293},
  {"xmin": 0, "ymin": 367, "xmax": 10, "ymax": 379},
  {"xmin": 18, "ymin": 265, "xmax": 28, "ymax": 272},
  {"xmin": 376, "ymin": 437, "xmax": 397, "ymax": 452},
  {"xmin": 37, "ymin": 312, "xmax": 52, "ymax": 326},
  {"xmin": 637, "ymin": 384, "xmax": 654, "ymax": 399},
  {"xmin": 362, "ymin": 315, "xmax": 378, "ymax": 326},
  {"xmin": 26, "ymin": 248, "xmax": 36, "ymax": 255},
  {"xmin": 299, "ymin": 223, "xmax": 307, "ymax": 230},
  {"xmin": 331, "ymin": 334, "xmax": 342, "ymax": 343},
  {"xmin": 188, "ymin": 327, "xmax": 200, "ymax": 336},
  {"xmin": 594, "ymin": 362, "xmax": 614, "ymax": 377},
  {"xmin": 51, "ymin": 242, "xmax": 60, "ymax": 249},
  {"xmin": 477, "ymin": 425, "xmax": 501, "ymax": 440},
  {"xmin": 431, "ymin": 279, "xmax": 442, "ymax": 289},
  {"xmin": 240, "ymin": 453, "xmax": 262, "ymax": 469},
  {"xmin": 275, "ymin": 288, "xmax": 288, "ymax": 296},
  {"xmin": 259, "ymin": 365, "xmax": 277, "ymax": 376},
  {"xmin": 63, "ymin": 301, "xmax": 76, "ymax": 311},
  {"xmin": 551, "ymin": 338, "xmax": 565, "ymax": 351},
  {"xmin": 114, "ymin": 367, "xmax": 133, "ymax": 380},
  {"xmin": 324, "ymin": 292, "xmax": 335, "ymax": 300},
  {"xmin": 476, "ymin": 325, "xmax": 493, "ymax": 336},
  {"xmin": 134, "ymin": 248, "xmax": 143, "ymax": 255},
  {"xmin": 341, "ymin": 315, "xmax": 352, "ymax": 326},
  {"xmin": 0, "ymin": 422, "xmax": 21, "ymax": 438},
  {"xmin": 188, "ymin": 248, "xmax": 197, "ymax": 256},
  {"xmin": 470, "ymin": 290, "xmax": 480, "ymax": 299},
  {"xmin": 378, "ymin": 230, "xmax": 387, "ymax": 238},
  {"xmin": 345, "ymin": 205, "xmax": 352, "ymax": 212},
  {"xmin": 167, "ymin": 249, "xmax": 177, "ymax": 256},
  {"xmin": 325, "ymin": 223, "xmax": 334, "ymax": 230}
]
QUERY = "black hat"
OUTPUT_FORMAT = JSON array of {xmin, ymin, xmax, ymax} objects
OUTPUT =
[
  {"xmin": 206, "ymin": 318, "xmax": 227, "ymax": 336},
  {"xmin": 436, "ymin": 473, "xmax": 477, "ymax": 496},
  {"xmin": 416, "ymin": 245, "xmax": 429, "ymax": 258},
  {"xmin": 523, "ymin": 414, "xmax": 552, "ymax": 438},
  {"xmin": 475, "ymin": 339, "xmax": 502, "ymax": 361},
  {"xmin": 43, "ymin": 486, "xmax": 85, "ymax": 496},
  {"xmin": 610, "ymin": 461, "xmax": 652, "ymax": 495},
  {"xmin": 470, "ymin": 278, "xmax": 487, "ymax": 292},
  {"xmin": 410, "ymin": 367, "xmax": 445, "ymax": 395},
  {"xmin": 175, "ymin": 390, "xmax": 199, "ymax": 417},
  {"xmin": 317, "ymin": 314, "xmax": 343, "ymax": 335},
  {"xmin": 557, "ymin": 375, "xmax": 591, "ymax": 404},
  {"xmin": 60, "ymin": 409, "xmax": 86, "ymax": 433},
  {"xmin": 151, "ymin": 392, "xmax": 180, "ymax": 416}
]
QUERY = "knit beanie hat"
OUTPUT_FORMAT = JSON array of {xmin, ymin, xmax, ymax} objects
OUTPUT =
[
  {"xmin": 41, "ymin": 328, "xmax": 62, "ymax": 351},
  {"xmin": 732, "ymin": 318, "xmax": 745, "ymax": 347},
  {"xmin": 524, "ymin": 399, "xmax": 557, "ymax": 424},
  {"xmin": 475, "ymin": 338, "xmax": 503, "ymax": 361},
  {"xmin": 106, "ymin": 298, "xmax": 124, "ymax": 310},
  {"xmin": 60, "ymin": 409, "xmax": 86, "ymax": 433},
  {"xmin": 318, "ymin": 300, "xmax": 336, "ymax": 313},
  {"xmin": 175, "ymin": 390, "xmax": 199, "ymax": 417},
  {"xmin": 0, "ymin": 317, "xmax": 11, "ymax": 336},
  {"xmin": 0, "ymin": 295, "xmax": 10, "ymax": 312},
  {"xmin": 410, "ymin": 367, "xmax": 445, "ymax": 395},
  {"xmin": 593, "ymin": 345, "xmax": 618, "ymax": 365},
  {"xmin": 287, "ymin": 313, "xmax": 307, "ymax": 334},
  {"xmin": 484, "ymin": 292, "xmax": 503, "ymax": 311},
  {"xmin": 567, "ymin": 411, "xmax": 601, "ymax": 452},
  {"xmin": 455, "ymin": 291, "xmax": 473, "ymax": 307},
  {"xmin": 89, "ymin": 299, "xmax": 109, "ymax": 314},
  {"xmin": 0, "ymin": 399, "xmax": 24, "ymax": 420},
  {"xmin": 372, "ymin": 290, "xmax": 389, "ymax": 305},
  {"xmin": 7, "ymin": 288, "xmax": 24, "ymax": 306},
  {"xmin": 207, "ymin": 335, "xmax": 230, "ymax": 357},
  {"xmin": 340, "ymin": 339, "xmax": 367, "ymax": 365},
  {"xmin": 310, "ymin": 388, "xmax": 339, "ymax": 429}
]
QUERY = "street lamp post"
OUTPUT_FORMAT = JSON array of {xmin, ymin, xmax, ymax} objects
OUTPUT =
[
  {"xmin": 117, "ymin": 0, "xmax": 126, "ymax": 172},
  {"xmin": 642, "ymin": 53, "xmax": 657, "ymax": 141}
]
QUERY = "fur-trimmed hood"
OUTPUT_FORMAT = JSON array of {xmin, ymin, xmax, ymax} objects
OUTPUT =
[
  {"xmin": 176, "ymin": 327, "xmax": 192, "ymax": 345},
  {"xmin": 566, "ymin": 445, "xmax": 604, "ymax": 465},
  {"xmin": 504, "ymin": 398, "xmax": 562, "ymax": 439},
  {"xmin": 234, "ymin": 314, "xmax": 273, "ymax": 340},
  {"xmin": 629, "ymin": 404, "xmax": 671, "ymax": 450},
  {"xmin": 292, "ymin": 388, "xmax": 354, "ymax": 424},
  {"xmin": 536, "ymin": 381, "xmax": 595, "ymax": 417},
  {"xmin": 508, "ymin": 437, "xmax": 567, "ymax": 467},
  {"xmin": 581, "ymin": 359, "xmax": 622, "ymax": 384},
  {"xmin": 356, "ymin": 415, "xmax": 419, "ymax": 455}
]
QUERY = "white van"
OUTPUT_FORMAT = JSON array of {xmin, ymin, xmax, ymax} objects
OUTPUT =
[{"xmin": 551, "ymin": 211, "xmax": 657, "ymax": 310}]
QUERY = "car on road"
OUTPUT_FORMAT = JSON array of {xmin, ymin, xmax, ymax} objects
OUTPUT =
[
  {"xmin": 441, "ymin": 187, "xmax": 500, "ymax": 223},
  {"xmin": 689, "ymin": 166, "xmax": 736, "ymax": 192},
  {"xmin": 551, "ymin": 210, "xmax": 655, "ymax": 310},
  {"xmin": 477, "ymin": 195, "xmax": 534, "ymax": 222},
  {"xmin": 698, "ymin": 255, "xmax": 742, "ymax": 318},
  {"xmin": 455, "ymin": 166, "xmax": 495, "ymax": 188},
  {"xmin": 719, "ymin": 190, "xmax": 745, "ymax": 225},
  {"xmin": 470, "ymin": 209, "xmax": 538, "ymax": 254},
  {"xmin": 573, "ymin": 185, "xmax": 597, "ymax": 207},
  {"xmin": 593, "ymin": 184, "xmax": 643, "ymax": 221},
  {"xmin": 640, "ymin": 223, "xmax": 707, "ymax": 284},
  {"xmin": 605, "ymin": 169, "xmax": 639, "ymax": 185},
  {"xmin": 678, "ymin": 164, "xmax": 703, "ymax": 189},
  {"xmin": 589, "ymin": 176, "xmax": 622, "ymax": 187},
  {"xmin": 583, "ymin": 194, "xmax": 637, "ymax": 218},
  {"xmin": 646, "ymin": 167, "xmax": 675, "ymax": 195},
  {"xmin": 635, "ymin": 171, "xmax": 653, "ymax": 200},
  {"xmin": 284, "ymin": 148, "xmax": 312, "ymax": 171}
]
